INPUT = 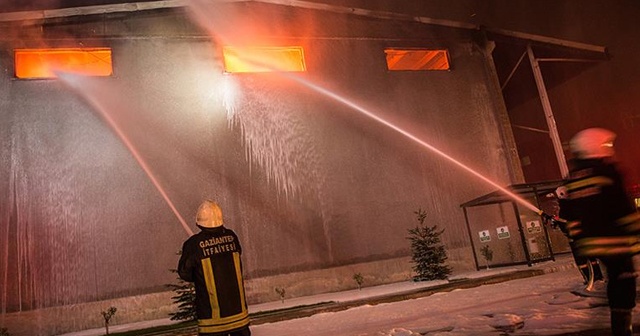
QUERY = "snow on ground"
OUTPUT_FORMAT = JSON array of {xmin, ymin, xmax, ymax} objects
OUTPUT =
[
  {"xmin": 251, "ymin": 269, "xmax": 616, "ymax": 335},
  {"xmin": 62, "ymin": 256, "xmax": 636, "ymax": 335}
]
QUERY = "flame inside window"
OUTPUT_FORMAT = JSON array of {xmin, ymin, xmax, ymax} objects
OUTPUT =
[
  {"xmin": 14, "ymin": 48, "xmax": 113, "ymax": 79},
  {"xmin": 222, "ymin": 46, "xmax": 306, "ymax": 73},
  {"xmin": 384, "ymin": 49, "xmax": 450, "ymax": 71}
]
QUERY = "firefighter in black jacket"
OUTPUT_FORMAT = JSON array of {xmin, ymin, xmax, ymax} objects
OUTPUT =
[
  {"xmin": 557, "ymin": 128, "xmax": 640, "ymax": 336},
  {"xmin": 178, "ymin": 200, "xmax": 251, "ymax": 336}
]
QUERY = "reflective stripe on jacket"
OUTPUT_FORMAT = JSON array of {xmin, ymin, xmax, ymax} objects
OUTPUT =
[
  {"xmin": 558, "ymin": 158, "xmax": 640, "ymax": 257},
  {"xmin": 178, "ymin": 226, "xmax": 250, "ymax": 334}
]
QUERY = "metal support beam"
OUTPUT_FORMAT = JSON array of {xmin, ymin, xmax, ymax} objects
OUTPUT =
[
  {"xmin": 526, "ymin": 45, "xmax": 569, "ymax": 178},
  {"xmin": 512, "ymin": 201, "xmax": 532, "ymax": 267},
  {"xmin": 463, "ymin": 207, "xmax": 481, "ymax": 271},
  {"xmin": 532, "ymin": 185, "xmax": 555, "ymax": 262},
  {"xmin": 537, "ymin": 58, "xmax": 602, "ymax": 63},
  {"xmin": 501, "ymin": 50, "xmax": 527, "ymax": 91}
]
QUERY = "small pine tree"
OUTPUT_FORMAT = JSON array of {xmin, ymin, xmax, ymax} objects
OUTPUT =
[
  {"xmin": 407, "ymin": 209, "xmax": 452, "ymax": 281},
  {"xmin": 167, "ymin": 250, "xmax": 197, "ymax": 322},
  {"xmin": 167, "ymin": 269, "xmax": 197, "ymax": 321}
]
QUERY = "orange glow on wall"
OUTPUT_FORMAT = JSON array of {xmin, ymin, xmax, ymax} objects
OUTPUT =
[
  {"xmin": 384, "ymin": 49, "xmax": 450, "ymax": 71},
  {"xmin": 14, "ymin": 48, "xmax": 113, "ymax": 79},
  {"xmin": 222, "ymin": 46, "xmax": 306, "ymax": 73}
]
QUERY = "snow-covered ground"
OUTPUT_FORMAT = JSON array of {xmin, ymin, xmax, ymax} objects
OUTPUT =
[
  {"xmin": 252, "ymin": 269, "xmax": 613, "ymax": 335},
  {"xmin": 63, "ymin": 255, "xmax": 638, "ymax": 335}
]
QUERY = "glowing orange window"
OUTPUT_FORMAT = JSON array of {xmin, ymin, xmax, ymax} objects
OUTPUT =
[
  {"xmin": 222, "ymin": 46, "xmax": 306, "ymax": 73},
  {"xmin": 14, "ymin": 48, "xmax": 113, "ymax": 79},
  {"xmin": 384, "ymin": 49, "xmax": 450, "ymax": 71}
]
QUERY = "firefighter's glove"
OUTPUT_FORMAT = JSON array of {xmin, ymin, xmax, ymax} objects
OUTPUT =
[
  {"xmin": 540, "ymin": 212, "xmax": 562, "ymax": 229},
  {"xmin": 540, "ymin": 212, "xmax": 554, "ymax": 224}
]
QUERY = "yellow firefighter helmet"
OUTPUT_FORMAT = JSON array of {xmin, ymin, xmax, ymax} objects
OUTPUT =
[{"xmin": 196, "ymin": 200, "xmax": 224, "ymax": 228}]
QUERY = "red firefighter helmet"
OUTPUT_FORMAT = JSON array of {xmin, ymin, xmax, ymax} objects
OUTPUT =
[{"xmin": 569, "ymin": 128, "xmax": 616, "ymax": 159}]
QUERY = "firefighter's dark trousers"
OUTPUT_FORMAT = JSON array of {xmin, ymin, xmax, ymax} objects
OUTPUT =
[{"xmin": 600, "ymin": 256, "xmax": 637, "ymax": 310}]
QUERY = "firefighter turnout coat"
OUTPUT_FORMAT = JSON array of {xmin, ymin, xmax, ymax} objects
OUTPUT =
[
  {"xmin": 558, "ymin": 158, "xmax": 640, "ymax": 257},
  {"xmin": 178, "ymin": 226, "xmax": 250, "ymax": 335}
]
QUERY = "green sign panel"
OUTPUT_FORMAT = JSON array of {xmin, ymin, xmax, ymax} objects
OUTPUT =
[
  {"xmin": 497, "ymin": 226, "xmax": 510, "ymax": 239},
  {"xmin": 479, "ymin": 230, "xmax": 491, "ymax": 242}
]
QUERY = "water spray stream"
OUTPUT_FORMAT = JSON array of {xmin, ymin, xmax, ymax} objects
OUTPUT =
[
  {"xmin": 220, "ymin": 50, "xmax": 544, "ymax": 215},
  {"xmin": 58, "ymin": 73, "xmax": 194, "ymax": 236},
  {"xmin": 288, "ymin": 75, "xmax": 544, "ymax": 215},
  {"xmin": 188, "ymin": 0, "xmax": 546, "ymax": 216}
]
